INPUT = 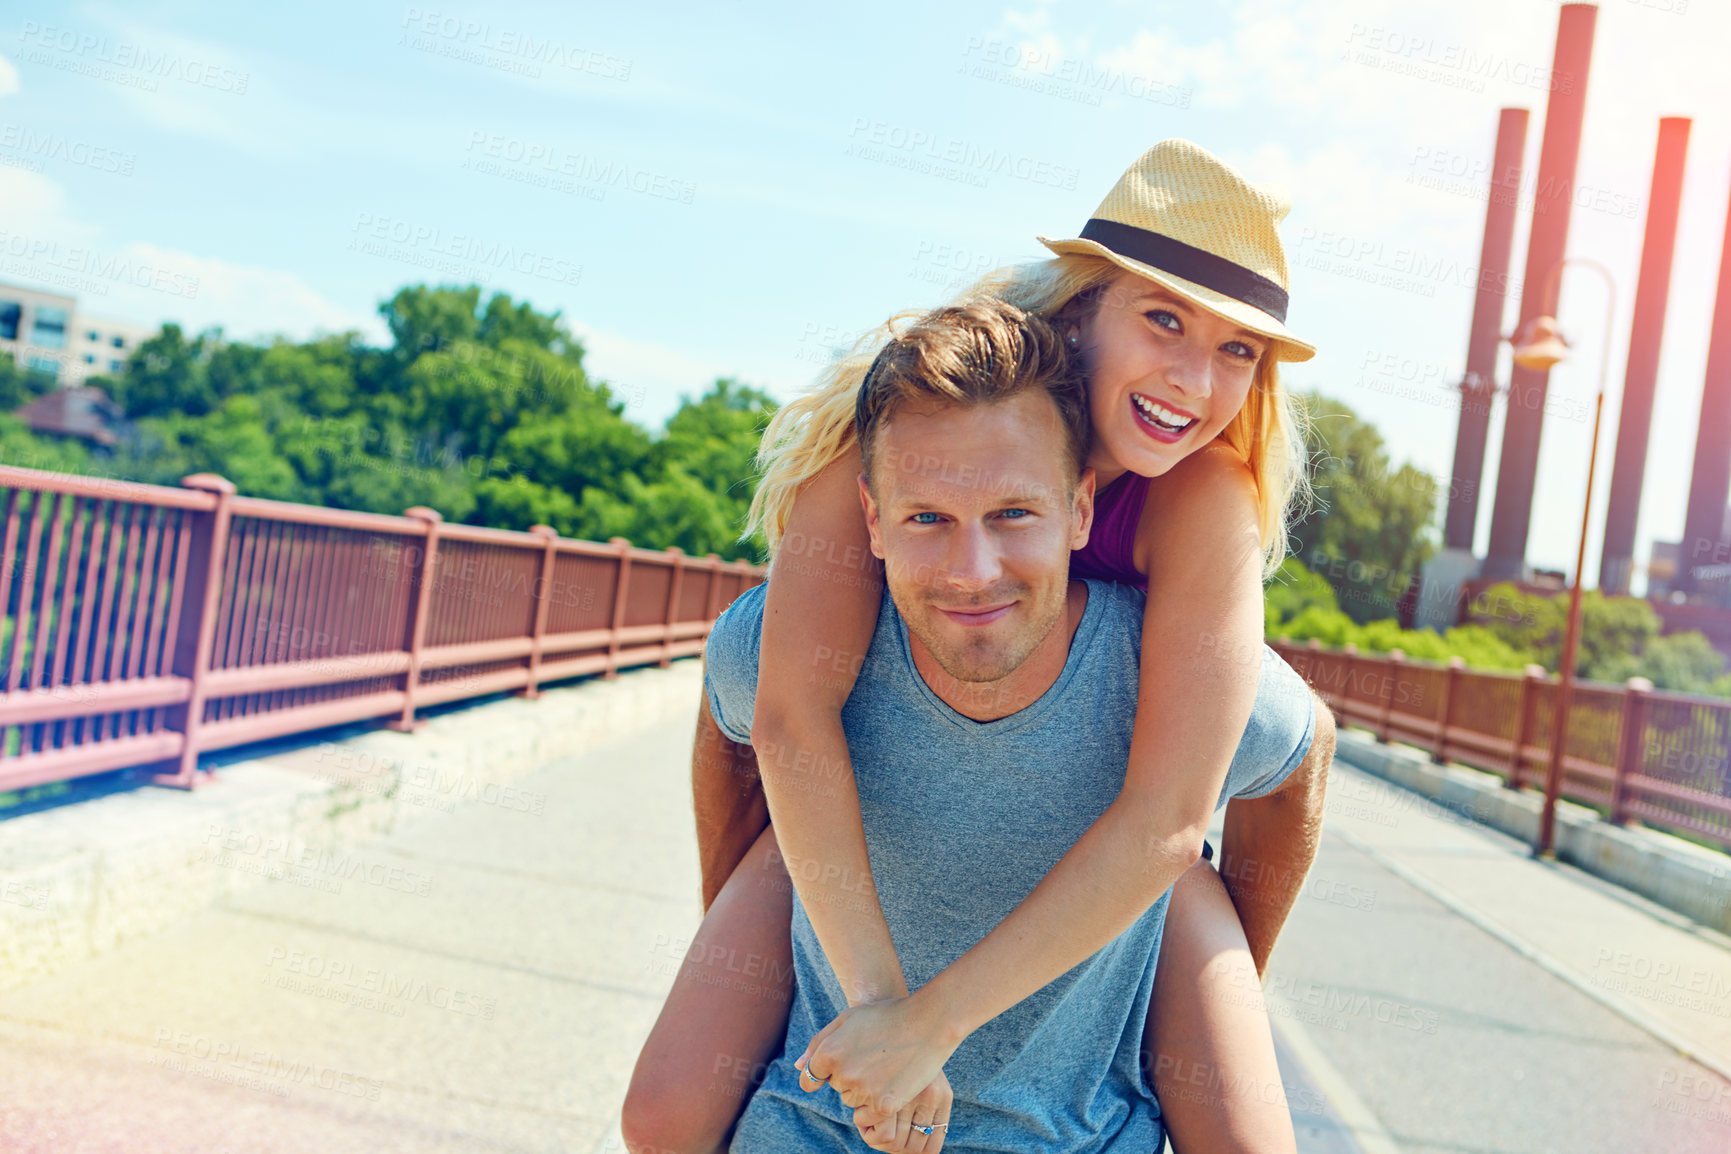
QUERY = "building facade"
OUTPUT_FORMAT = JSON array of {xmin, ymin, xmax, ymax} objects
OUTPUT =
[{"xmin": 0, "ymin": 277, "xmax": 152, "ymax": 385}]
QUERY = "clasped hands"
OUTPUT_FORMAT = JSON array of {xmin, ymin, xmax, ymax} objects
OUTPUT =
[{"xmin": 793, "ymin": 995, "xmax": 959, "ymax": 1152}]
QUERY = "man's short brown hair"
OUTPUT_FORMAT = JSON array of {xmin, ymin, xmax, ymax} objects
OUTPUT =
[{"xmin": 853, "ymin": 298, "xmax": 1090, "ymax": 489}]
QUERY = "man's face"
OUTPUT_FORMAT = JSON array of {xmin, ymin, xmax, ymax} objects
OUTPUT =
[{"xmin": 859, "ymin": 390, "xmax": 1095, "ymax": 684}]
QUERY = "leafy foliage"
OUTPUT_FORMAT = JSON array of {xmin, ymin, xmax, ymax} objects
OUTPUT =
[
  {"xmin": 0, "ymin": 352, "xmax": 59, "ymax": 414},
  {"xmin": 2, "ymin": 286, "xmax": 775, "ymax": 562},
  {"xmin": 1268, "ymin": 561, "xmax": 1731, "ymax": 695},
  {"xmin": 1289, "ymin": 391, "xmax": 1440, "ymax": 624}
]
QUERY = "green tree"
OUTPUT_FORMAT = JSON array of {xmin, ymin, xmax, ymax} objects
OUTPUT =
[
  {"xmin": 0, "ymin": 413, "xmax": 97, "ymax": 474},
  {"xmin": 1290, "ymin": 392, "xmax": 1440, "ymax": 623},
  {"xmin": 1595, "ymin": 631, "xmax": 1727, "ymax": 693},
  {"xmin": 0, "ymin": 352, "xmax": 64, "ymax": 414},
  {"xmin": 649, "ymin": 378, "xmax": 777, "ymax": 556},
  {"xmin": 490, "ymin": 394, "xmax": 654, "ymax": 503},
  {"xmin": 110, "ymin": 324, "xmax": 217, "ymax": 419},
  {"xmin": 1, "ymin": 353, "xmax": 39, "ymax": 412},
  {"xmin": 381, "ymin": 284, "xmax": 482, "ymax": 362},
  {"xmin": 573, "ymin": 465, "xmax": 751, "ymax": 560},
  {"xmin": 8, "ymin": 281, "xmax": 778, "ymax": 565},
  {"xmin": 1470, "ymin": 581, "xmax": 1729, "ymax": 692},
  {"xmin": 1265, "ymin": 555, "xmax": 1341, "ymax": 635},
  {"xmin": 1268, "ymin": 558, "xmax": 1530, "ymax": 671}
]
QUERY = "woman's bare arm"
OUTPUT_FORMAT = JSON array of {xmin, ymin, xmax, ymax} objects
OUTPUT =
[
  {"xmin": 920, "ymin": 444, "xmax": 1266, "ymax": 1030},
  {"xmin": 751, "ymin": 444, "xmax": 908, "ymax": 1005}
]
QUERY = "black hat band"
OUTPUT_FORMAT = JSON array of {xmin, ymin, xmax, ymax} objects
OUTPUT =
[{"xmin": 1078, "ymin": 218, "xmax": 1289, "ymax": 323}]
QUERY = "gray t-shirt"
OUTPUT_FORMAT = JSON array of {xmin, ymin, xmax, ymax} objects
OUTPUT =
[{"xmin": 704, "ymin": 578, "xmax": 1316, "ymax": 1153}]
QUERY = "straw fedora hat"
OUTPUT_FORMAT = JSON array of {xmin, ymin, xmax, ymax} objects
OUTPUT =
[{"xmin": 1038, "ymin": 139, "xmax": 1315, "ymax": 363}]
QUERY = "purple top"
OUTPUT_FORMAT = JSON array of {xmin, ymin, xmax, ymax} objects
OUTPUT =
[{"xmin": 1071, "ymin": 470, "xmax": 1151, "ymax": 590}]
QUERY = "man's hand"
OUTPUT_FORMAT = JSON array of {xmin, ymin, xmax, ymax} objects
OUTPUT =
[
  {"xmin": 793, "ymin": 996, "xmax": 961, "ymax": 1128},
  {"xmin": 847, "ymin": 1070, "xmax": 952, "ymax": 1152}
]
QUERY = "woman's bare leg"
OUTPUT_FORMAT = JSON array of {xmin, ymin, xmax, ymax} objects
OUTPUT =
[
  {"xmin": 622, "ymin": 823, "xmax": 795, "ymax": 1154},
  {"xmin": 1145, "ymin": 859, "xmax": 1297, "ymax": 1154}
]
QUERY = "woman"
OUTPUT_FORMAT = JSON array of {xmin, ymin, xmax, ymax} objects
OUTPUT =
[{"xmin": 625, "ymin": 139, "xmax": 1323, "ymax": 1153}]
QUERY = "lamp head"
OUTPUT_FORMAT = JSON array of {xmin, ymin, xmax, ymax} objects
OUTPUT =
[{"xmin": 1511, "ymin": 315, "xmax": 1569, "ymax": 371}]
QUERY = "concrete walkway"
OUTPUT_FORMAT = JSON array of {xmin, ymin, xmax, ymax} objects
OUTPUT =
[
  {"xmin": 5, "ymin": 664, "xmax": 1731, "ymax": 1152},
  {"xmin": 1327, "ymin": 733, "xmax": 1731, "ymax": 1083},
  {"xmin": 0, "ymin": 665, "xmax": 709, "ymax": 1153},
  {"xmin": 1265, "ymin": 757, "xmax": 1731, "ymax": 1153}
]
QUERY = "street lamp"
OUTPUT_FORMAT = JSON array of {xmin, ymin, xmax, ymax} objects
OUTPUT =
[{"xmin": 1512, "ymin": 257, "xmax": 1617, "ymax": 859}]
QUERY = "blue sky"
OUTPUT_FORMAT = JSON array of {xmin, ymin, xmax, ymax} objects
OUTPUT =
[{"xmin": 2, "ymin": 0, "xmax": 1728, "ymax": 592}]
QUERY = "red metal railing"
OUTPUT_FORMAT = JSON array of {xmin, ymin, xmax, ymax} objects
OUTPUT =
[
  {"xmin": 1273, "ymin": 637, "xmax": 1731, "ymax": 851},
  {"xmin": 0, "ymin": 464, "xmax": 763, "ymax": 792}
]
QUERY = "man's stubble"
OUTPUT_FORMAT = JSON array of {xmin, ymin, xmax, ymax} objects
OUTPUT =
[{"xmin": 888, "ymin": 565, "xmax": 1072, "ymax": 687}]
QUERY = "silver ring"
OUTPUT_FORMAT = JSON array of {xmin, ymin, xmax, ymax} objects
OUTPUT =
[{"xmin": 914, "ymin": 1123, "xmax": 949, "ymax": 1134}]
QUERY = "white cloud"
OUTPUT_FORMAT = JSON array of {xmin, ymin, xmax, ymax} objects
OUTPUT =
[
  {"xmin": 107, "ymin": 242, "xmax": 386, "ymax": 343},
  {"xmin": 0, "ymin": 165, "xmax": 379, "ymax": 344},
  {"xmin": 568, "ymin": 322, "xmax": 746, "ymax": 427},
  {"xmin": 0, "ymin": 53, "xmax": 19, "ymax": 97},
  {"xmin": 1094, "ymin": 29, "xmax": 1243, "ymax": 109}
]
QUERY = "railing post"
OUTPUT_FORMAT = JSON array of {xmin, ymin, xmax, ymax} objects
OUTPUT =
[
  {"xmin": 1610, "ymin": 676, "xmax": 1653, "ymax": 826},
  {"xmin": 660, "ymin": 546, "xmax": 685, "ymax": 668},
  {"xmin": 522, "ymin": 524, "xmax": 558, "ymax": 699},
  {"xmin": 1433, "ymin": 656, "xmax": 1464, "ymax": 765},
  {"xmin": 387, "ymin": 506, "xmax": 441, "ymax": 732},
  {"xmin": 605, "ymin": 537, "xmax": 632, "ymax": 679},
  {"xmin": 703, "ymin": 552, "xmax": 723, "ymax": 624},
  {"xmin": 1342, "ymin": 643, "xmax": 1359, "ymax": 733},
  {"xmin": 1378, "ymin": 649, "xmax": 1405, "ymax": 743},
  {"xmin": 1304, "ymin": 638, "xmax": 1326, "ymax": 708},
  {"xmin": 1511, "ymin": 663, "xmax": 1548, "ymax": 790},
  {"xmin": 150, "ymin": 473, "xmax": 235, "ymax": 788}
]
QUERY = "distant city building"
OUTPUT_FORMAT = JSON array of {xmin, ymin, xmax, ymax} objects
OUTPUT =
[
  {"xmin": 1648, "ymin": 505, "xmax": 1731, "ymax": 605},
  {"xmin": 1527, "ymin": 568, "xmax": 1568, "ymax": 591},
  {"xmin": 72, "ymin": 315, "xmax": 153, "ymax": 380},
  {"xmin": 0, "ymin": 277, "xmax": 153, "ymax": 386},
  {"xmin": 0, "ymin": 281, "xmax": 77, "ymax": 379}
]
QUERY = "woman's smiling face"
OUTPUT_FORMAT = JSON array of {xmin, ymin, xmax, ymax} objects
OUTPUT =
[{"xmin": 1072, "ymin": 269, "xmax": 1267, "ymax": 479}]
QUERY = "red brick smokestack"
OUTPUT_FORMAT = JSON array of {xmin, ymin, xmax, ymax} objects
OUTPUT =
[
  {"xmin": 1677, "ymin": 169, "xmax": 1731, "ymax": 595},
  {"xmin": 1482, "ymin": 2, "xmax": 1598, "ymax": 581},
  {"xmin": 1599, "ymin": 118, "xmax": 1691, "ymax": 595},
  {"xmin": 1444, "ymin": 107, "xmax": 1529, "ymax": 553}
]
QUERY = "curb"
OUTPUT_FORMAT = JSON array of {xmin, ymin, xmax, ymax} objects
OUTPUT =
[
  {"xmin": 0, "ymin": 661, "xmax": 706, "ymax": 993},
  {"xmin": 1332, "ymin": 728, "xmax": 1731, "ymax": 935}
]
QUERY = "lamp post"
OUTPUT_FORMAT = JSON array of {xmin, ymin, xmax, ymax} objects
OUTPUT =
[{"xmin": 1511, "ymin": 257, "xmax": 1617, "ymax": 859}]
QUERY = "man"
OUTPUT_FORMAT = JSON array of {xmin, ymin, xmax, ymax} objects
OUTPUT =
[{"xmin": 693, "ymin": 300, "xmax": 1330, "ymax": 1151}]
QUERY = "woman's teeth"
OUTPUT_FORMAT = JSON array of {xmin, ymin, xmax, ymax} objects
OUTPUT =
[{"xmin": 1132, "ymin": 394, "xmax": 1196, "ymax": 433}]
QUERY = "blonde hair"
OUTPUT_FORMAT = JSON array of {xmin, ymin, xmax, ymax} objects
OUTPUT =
[{"xmin": 744, "ymin": 254, "xmax": 1314, "ymax": 581}]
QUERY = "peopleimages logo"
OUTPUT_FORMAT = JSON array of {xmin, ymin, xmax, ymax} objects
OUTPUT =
[
  {"xmin": 0, "ymin": 231, "xmax": 200, "ymax": 298},
  {"xmin": 17, "ymin": 20, "xmax": 250, "ymax": 93},
  {"xmin": 347, "ymin": 213, "xmax": 582, "ymax": 287},
  {"xmin": 959, "ymin": 37, "xmax": 1192, "ymax": 109},
  {"xmin": 398, "ymin": 8, "xmax": 631, "ymax": 80},
  {"xmin": 1290, "ymin": 226, "xmax": 1521, "ymax": 299},
  {"xmin": 462, "ymin": 132, "xmax": 695, "ymax": 204},
  {"xmin": 0, "ymin": 124, "xmax": 136, "ymax": 175},
  {"xmin": 1344, "ymin": 25, "xmax": 1571, "ymax": 95},
  {"xmin": 846, "ymin": 119, "xmax": 1080, "ymax": 191}
]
